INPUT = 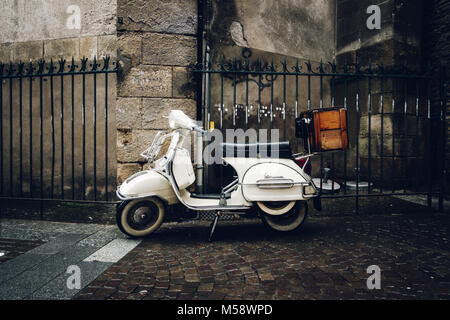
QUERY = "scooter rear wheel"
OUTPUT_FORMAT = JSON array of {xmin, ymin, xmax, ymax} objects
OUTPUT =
[
  {"xmin": 259, "ymin": 201, "xmax": 308, "ymax": 232},
  {"xmin": 116, "ymin": 197, "xmax": 165, "ymax": 238}
]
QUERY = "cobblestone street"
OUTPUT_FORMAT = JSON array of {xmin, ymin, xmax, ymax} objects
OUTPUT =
[{"xmin": 74, "ymin": 211, "xmax": 450, "ymax": 300}]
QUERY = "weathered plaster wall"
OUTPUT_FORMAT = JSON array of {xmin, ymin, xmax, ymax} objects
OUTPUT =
[
  {"xmin": 115, "ymin": 0, "xmax": 198, "ymax": 183},
  {"xmin": 208, "ymin": 0, "xmax": 336, "ymax": 63},
  {"xmin": 0, "ymin": 0, "xmax": 117, "ymax": 62},
  {"xmin": 0, "ymin": 0, "xmax": 116, "ymax": 43}
]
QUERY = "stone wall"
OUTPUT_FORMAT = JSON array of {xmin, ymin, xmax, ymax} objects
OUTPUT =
[
  {"xmin": 115, "ymin": 0, "xmax": 198, "ymax": 183},
  {"xmin": 334, "ymin": 0, "xmax": 427, "ymax": 188},
  {"xmin": 0, "ymin": 35, "xmax": 117, "ymax": 63}
]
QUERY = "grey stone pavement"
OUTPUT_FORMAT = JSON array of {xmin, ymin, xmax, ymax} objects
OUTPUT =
[
  {"xmin": 0, "ymin": 219, "xmax": 141, "ymax": 300},
  {"xmin": 0, "ymin": 196, "xmax": 449, "ymax": 300}
]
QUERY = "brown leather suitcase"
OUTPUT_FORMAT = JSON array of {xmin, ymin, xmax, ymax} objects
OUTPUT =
[{"xmin": 296, "ymin": 107, "xmax": 348, "ymax": 153}]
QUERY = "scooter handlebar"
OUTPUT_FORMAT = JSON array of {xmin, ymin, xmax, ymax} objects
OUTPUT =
[{"xmin": 193, "ymin": 126, "xmax": 207, "ymax": 135}]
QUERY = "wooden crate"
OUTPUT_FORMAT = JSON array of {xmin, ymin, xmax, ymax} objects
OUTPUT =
[{"xmin": 297, "ymin": 107, "xmax": 348, "ymax": 152}]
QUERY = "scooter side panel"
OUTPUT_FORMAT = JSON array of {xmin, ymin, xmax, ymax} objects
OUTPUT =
[
  {"xmin": 240, "ymin": 161, "xmax": 308, "ymax": 202},
  {"xmin": 117, "ymin": 170, "xmax": 179, "ymax": 205}
]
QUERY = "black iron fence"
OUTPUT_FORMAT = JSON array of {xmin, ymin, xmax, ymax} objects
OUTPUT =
[
  {"xmin": 194, "ymin": 55, "xmax": 448, "ymax": 213},
  {"xmin": 0, "ymin": 57, "xmax": 118, "ymax": 207},
  {"xmin": 0, "ymin": 53, "xmax": 447, "ymax": 216}
]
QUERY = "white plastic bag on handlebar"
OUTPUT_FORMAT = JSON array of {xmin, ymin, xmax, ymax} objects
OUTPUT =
[{"xmin": 168, "ymin": 110, "xmax": 197, "ymax": 130}]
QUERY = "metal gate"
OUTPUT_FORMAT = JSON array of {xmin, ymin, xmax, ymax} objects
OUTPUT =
[
  {"xmin": 194, "ymin": 55, "xmax": 448, "ymax": 213},
  {"xmin": 0, "ymin": 57, "xmax": 118, "ymax": 209}
]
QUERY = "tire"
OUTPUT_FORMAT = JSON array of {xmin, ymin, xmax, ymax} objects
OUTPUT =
[
  {"xmin": 116, "ymin": 197, "xmax": 165, "ymax": 238},
  {"xmin": 257, "ymin": 201, "xmax": 296, "ymax": 216},
  {"xmin": 259, "ymin": 201, "xmax": 308, "ymax": 232}
]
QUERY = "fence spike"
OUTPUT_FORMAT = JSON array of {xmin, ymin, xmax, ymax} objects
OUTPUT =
[
  {"xmin": 282, "ymin": 58, "xmax": 287, "ymax": 72},
  {"xmin": 69, "ymin": 57, "xmax": 77, "ymax": 72},
  {"xmin": 17, "ymin": 61, "xmax": 25, "ymax": 75},
  {"xmin": 306, "ymin": 59, "xmax": 312, "ymax": 72},
  {"xmin": 47, "ymin": 59, "xmax": 55, "ymax": 74},
  {"xmin": 37, "ymin": 59, "xmax": 45, "ymax": 74},
  {"xmin": 293, "ymin": 59, "xmax": 301, "ymax": 73},
  {"xmin": 328, "ymin": 60, "xmax": 337, "ymax": 74},
  {"xmin": 80, "ymin": 57, "xmax": 88, "ymax": 72},
  {"xmin": 91, "ymin": 56, "xmax": 99, "ymax": 71},
  {"xmin": 318, "ymin": 59, "xmax": 324, "ymax": 73},
  {"xmin": 26, "ymin": 61, "xmax": 34, "ymax": 75},
  {"xmin": 58, "ymin": 58, "xmax": 66, "ymax": 73},
  {"xmin": 102, "ymin": 56, "xmax": 111, "ymax": 71}
]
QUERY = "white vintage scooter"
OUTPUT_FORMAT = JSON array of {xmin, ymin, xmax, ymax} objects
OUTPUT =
[{"xmin": 116, "ymin": 110, "xmax": 320, "ymax": 240}]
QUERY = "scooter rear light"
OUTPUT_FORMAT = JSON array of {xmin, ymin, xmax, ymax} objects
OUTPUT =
[{"xmin": 295, "ymin": 158, "xmax": 312, "ymax": 175}]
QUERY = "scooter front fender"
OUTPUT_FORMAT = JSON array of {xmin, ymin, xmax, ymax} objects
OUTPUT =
[{"xmin": 116, "ymin": 170, "xmax": 179, "ymax": 205}]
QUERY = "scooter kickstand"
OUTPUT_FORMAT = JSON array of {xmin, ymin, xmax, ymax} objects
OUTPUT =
[{"xmin": 208, "ymin": 212, "xmax": 220, "ymax": 242}]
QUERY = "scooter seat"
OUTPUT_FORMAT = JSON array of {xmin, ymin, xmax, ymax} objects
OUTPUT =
[{"xmin": 221, "ymin": 141, "xmax": 292, "ymax": 159}]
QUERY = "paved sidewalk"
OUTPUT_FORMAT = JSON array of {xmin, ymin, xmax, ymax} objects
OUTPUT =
[
  {"xmin": 74, "ymin": 212, "xmax": 450, "ymax": 300},
  {"xmin": 1, "ymin": 209, "xmax": 449, "ymax": 300},
  {"xmin": 0, "ymin": 219, "xmax": 140, "ymax": 300},
  {"xmin": 0, "ymin": 238, "xmax": 46, "ymax": 263}
]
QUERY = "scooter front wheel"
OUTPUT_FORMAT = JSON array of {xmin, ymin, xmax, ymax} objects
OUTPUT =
[
  {"xmin": 116, "ymin": 197, "xmax": 165, "ymax": 238},
  {"xmin": 259, "ymin": 201, "xmax": 308, "ymax": 232}
]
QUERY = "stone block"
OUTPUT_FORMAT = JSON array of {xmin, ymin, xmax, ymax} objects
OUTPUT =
[
  {"xmin": 117, "ymin": 0, "xmax": 197, "ymax": 35},
  {"xmin": 358, "ymin": 135, "xmax": 422, "ymax": 158},
  {"xmin": 118, "ymin": 65, "xmax": 172, "ymax": 98},
  {"xmin": 142, "ymin": 33, "xmax": 197, "ymax": 66},
  {"xmin": 142, "ymin": 99, "xmax": 197, "ymax": 130},
  {"xmin": 117, "ymin": 163, "xmax": 143, "ymax": 185},
  {"xmin": 116, "ymin": 98, "xmax": 142, "ymax": 129},
  {"xmin": 80, "ymin": 37, "xmax": 98, "ymax": 60},
  {"xmin": 173, "ymin": 67, "xmax": 196, "ymax": 99},
  {"xmin": 0, "ymin": 43, "xmax": 13, "ymax": 62},
  {"xmin": 117, "ymin": 129, "xmax": 158, "ymax": 163},
  {"xmin": 44, "ymin": 38, "xmax": 80, "ymax": 61},
  {"xmin": 118, "ymin": 32, "xmax": 142, "ymax": 67},
  {"xmin": 98, "ymin": 35, "xmax": 118, "ymax": 59},
  {"xmin": 13, "ymin": 41, "xmax": 43, "ymax": 62},
  {"xmin": 359, "ymin": 114, "xmax": 421, "ymax": 137}
]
